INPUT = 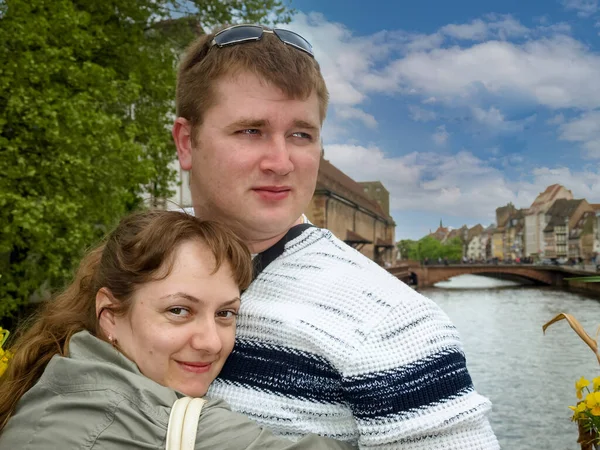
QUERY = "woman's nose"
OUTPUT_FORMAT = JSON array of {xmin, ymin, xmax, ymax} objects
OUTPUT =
[{"xmin": 190, "ymin": 320, "xmax": 223, "ymax": 355}]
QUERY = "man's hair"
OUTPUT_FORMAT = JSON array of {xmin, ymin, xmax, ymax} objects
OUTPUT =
[{"xmin": 176, "ymin": 25, "xmax": 329, "ymax": 142}]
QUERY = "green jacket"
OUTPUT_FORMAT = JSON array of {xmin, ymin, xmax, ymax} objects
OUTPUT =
[{"xmin": 0, "ymin": 331, "xmax": 353, "ymax": 450}]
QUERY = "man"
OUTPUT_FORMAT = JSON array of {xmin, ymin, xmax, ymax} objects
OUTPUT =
[{"xmin": 172, "ymin": 24, "xmax": 499, "ymax": 449}]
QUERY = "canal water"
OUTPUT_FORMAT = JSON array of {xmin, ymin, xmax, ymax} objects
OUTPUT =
[{"xmin": 421, "ymin": 275, "xmax": 600, "ymax": 450}]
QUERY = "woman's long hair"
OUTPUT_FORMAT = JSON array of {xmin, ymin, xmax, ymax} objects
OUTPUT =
[{"xmin": 0, "ymin": 210, "xmax": 252, "ymax": 430}]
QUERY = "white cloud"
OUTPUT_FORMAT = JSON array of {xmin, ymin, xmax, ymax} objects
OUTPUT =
[
  {"xmin": 440, "ymin": 20, "xmax": 489, "ymax": 41},
  {"xmin": 472, "ymin": 106, "xmax": 535, "ymax": 132},
  {"xmin": 432, "ymin": 125, "xmax": 450, "ymax": 145},
  {"xmin": 408, "ymin": 105, "xmax": 437, "ymax": 122},
  {"xmin": 562, "ymin": 0, "xmax": 599, "ymax": 17},
  {"xmin": 335, "ymin": 106, "xmax": 378, "ymax": 128},
  {"xmin": 440, "ymin": 15, "xmax": 529, "ymax": 41},
  {"xmin": 386, "ymin": 36, "xmax": 600, "ymax": 110},
  {"xmin": 288, "ymin": 13, "xmax": 600, "ymax": 140},
  {"xmin": 547, "ymin": 113, "xmax": 565, "ymax": 125},
  {"xmin": 559, "ymin": 110, "xmax": 600, "ymax": 158},
  {"xmin": 324, "ymin": 144, "xmax": 600, "ymax": 229},
  {"xmin": 529, "ymin": 167, "xmax": 600, "ymax": 199},
  {"xmin": 404, "ymin": 33, "xmax": 446, "ymax": 52},
  {"xmin": 279, "ymin": 12, "xmax": 600, "ymax": 236},
  {"xmin": 473, "ymin": 106, "xmax": 507, "ymax": 126}
]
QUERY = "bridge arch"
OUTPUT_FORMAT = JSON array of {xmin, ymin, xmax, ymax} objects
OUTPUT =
[{"xmin": 413, "ymin": 265, "xmax": 556, "ymax": 288}]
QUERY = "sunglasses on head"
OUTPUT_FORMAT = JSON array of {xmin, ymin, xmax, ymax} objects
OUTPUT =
[{"xmin": 210, "ymin": 24, "xmax": 314, "ymax": 57}]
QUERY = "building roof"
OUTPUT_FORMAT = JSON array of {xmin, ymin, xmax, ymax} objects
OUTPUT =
[
  {"xmin": 345, "ymin": 229, "xmax": 372, "ymax": 244},
  {"xmin": 375, "ymin": 237, "xmax": 394, "ymax": 248},
  {"xmin": 467, "ymin": 224, "xmax": 484, "ymax": 241},
  {"xmin": 568, "ymin": 211, "xmax": 594, "ymax": 239},
  {"xmin": 495, "ymin": 203, "xmax": 516, "ymax": 227},
  {"xmin": 428, "ymin": 226, "xmax": 449, "ymax": 241},
  {"xmin": 447, "ymin": 226, "xmax": 468, "ymax": 241},
  {"xmin": 591, "ymin": 203, "xmax": 600, "ymax": 212},
  {"xmin": 316, "ymin": 158, "xmax": 395, "ymax": 225},
  {"xmin": 358, "ymin": 181, "xmax": 389, "ymax": 194},
  {"xmin": 544, "ymin": 199, "xmax": 584, "ymax": 232},
  {"xmin": 527, "ymin": 184, "xmax": 573, "ymax": 215}
]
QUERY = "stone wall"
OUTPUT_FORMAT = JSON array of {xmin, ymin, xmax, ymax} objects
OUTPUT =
[{"xmin": 306, "ymin": 193, "xmax": 395, "ymax": 264}]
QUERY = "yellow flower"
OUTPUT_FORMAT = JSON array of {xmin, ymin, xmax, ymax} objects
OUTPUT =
[
  {"xmin": 569, "ymin": 401, "xmax": 588, "ymax": 420},
  {"xmin": 593, "ymin": 377, "xmax": 600, "ymax": 392},
  {"xmin": 585, "ymin": 391, "xmax": 600, "ymax": 416},
  {"xmin": 0, "ymin": 328, "xmax": 13, "ymax": 378},
  {"xmin": 576, "ymin": 376, "xmax": 591, "ymax": 399}
]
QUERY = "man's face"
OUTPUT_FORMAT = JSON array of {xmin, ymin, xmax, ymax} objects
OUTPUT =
[{"xmin": 176, "ymin": 71, "xmax": 322, "ymax": 243}]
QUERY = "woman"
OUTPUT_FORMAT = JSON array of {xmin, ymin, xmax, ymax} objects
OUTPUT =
[{"xmin": 0, "ymin": 210, "xmax": 352, "ymax": 449}]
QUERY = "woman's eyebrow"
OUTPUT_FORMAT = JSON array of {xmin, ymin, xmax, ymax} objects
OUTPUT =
[{"xmin": 160, "ymin": 293, "xmax": 240, "ymax": 306}]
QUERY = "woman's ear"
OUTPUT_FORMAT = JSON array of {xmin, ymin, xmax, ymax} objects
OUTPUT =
[{"xmin": 96, "ymin": 288, "xmax": 118, "ymax": 339}]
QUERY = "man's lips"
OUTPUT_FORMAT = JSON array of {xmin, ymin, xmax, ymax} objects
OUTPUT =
[
  {"xmin": 253, "ymin": 186, "xmax": 291, "ymax": 200},
  {"xmin": 176, "ymin": 361, "xmax": 213, "ymax": 374},
  {"xmin": 253, "ymin": 186, "xmax": 291, "ymax": 192}
]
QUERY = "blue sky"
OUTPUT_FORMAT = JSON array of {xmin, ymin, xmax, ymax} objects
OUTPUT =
[{"xmin": 281, "ymin": 0, "xmax": 600, "ymax": 239}]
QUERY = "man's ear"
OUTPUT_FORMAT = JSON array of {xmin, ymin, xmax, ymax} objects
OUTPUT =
[
  {"xmin": 172, "ymin": 117, "xmax": 194, "ymax": 171},
  {"xmin": 96, "ymin": 288, "xmax": 118, "ymax": 339}
]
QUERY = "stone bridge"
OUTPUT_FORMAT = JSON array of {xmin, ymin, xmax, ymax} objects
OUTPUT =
[{"xmin": 388, "ymin": 264, "xmax": 593, "ymax": 289}]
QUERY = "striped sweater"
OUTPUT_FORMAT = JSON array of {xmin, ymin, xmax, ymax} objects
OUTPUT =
[{"xmin": 208, "ymin": 227, "xmax": 499, "ymax": 449}]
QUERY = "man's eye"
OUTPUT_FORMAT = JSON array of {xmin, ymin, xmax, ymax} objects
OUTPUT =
[
  {"xmin": 292, "ymin": 132, "xmax": 312, "ymax": 139},
  {"xmin": 240, "ymin": 129, "xmax": 260, "ymax": 135}
]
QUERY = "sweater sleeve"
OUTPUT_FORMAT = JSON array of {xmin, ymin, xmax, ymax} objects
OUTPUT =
[
  {"xmin": 195, "ymin": 399, "xmax": 356, "ymax": 450},
  {"xmin": 340, "ymin": 298, "xmax": 500, "ymax": 449}
]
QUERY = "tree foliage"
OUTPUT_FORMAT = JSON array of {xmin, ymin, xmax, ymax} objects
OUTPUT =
[
  {"xmin": 402, "ymin": 236, "xmax": 464, "ymax": 262},
  {"xmin": 397, "ymin": 239, "xmax": 417, "ymax": 260},
  {"xmin": 0, "ymin": 0, "xmax": 294, "ymax": 323}
]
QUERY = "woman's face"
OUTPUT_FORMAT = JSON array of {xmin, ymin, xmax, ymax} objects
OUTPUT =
[{"xmin": 111, "ymin": 240, "xmax": 240, "ymax": 397}]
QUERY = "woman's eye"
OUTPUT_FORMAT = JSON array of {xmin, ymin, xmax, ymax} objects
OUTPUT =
[
  {"xmin": 217, "ymin": 310, "xmax": 238, "ymax": 320},
  {"xmin": 168, "ymin": 307, "xmax": 190, "ymax": 318}
]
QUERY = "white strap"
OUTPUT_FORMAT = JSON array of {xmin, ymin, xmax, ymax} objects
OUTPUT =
[
  {"xmin": 166, "ymin": 397, "xmax": 191, "ymax": 450},
  {"xmin": 166, "ymin": 397, "xmax": 207, "ymax": 450},
  {"xmin": 181, "ymin": 398, "xmax": 207, "ymax": 449}
]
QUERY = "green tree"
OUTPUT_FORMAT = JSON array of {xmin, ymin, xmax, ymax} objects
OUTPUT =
[
  {"xmin": 404, "ymin": 236, "xmax": 463, "ymax": 262},
  {"xmin": 441, "ymin": 237, "xmax": 463, "ymax": 261},
  {"xmin": 0, "ymin": 0, "xmax": 293, "ymax": 323},
  {"xmin": 397, "ymin": 239, "xmax": 417, "ymax": 260}
]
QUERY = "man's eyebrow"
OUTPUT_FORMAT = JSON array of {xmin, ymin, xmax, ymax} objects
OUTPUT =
[
  {"xmin": 224, "ymin": 118, "xmax": 269, "ymax": 131},
  {"xmin": 293, "ymin": 120, "xmax": 320, "ymax": 132},
  {"xmin": 224, "ymin": 118, "xmax": 320, "ymax": 132}
]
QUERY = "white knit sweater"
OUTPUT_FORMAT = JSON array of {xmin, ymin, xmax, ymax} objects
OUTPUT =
[{"xmin": 208, "ymin": 227, "xmax": 499, "ymax": 449}]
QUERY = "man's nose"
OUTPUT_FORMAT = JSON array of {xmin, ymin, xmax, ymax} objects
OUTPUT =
[{"xmin": 259, "ymin": 135, "xmax": 294, "ymax": 176}]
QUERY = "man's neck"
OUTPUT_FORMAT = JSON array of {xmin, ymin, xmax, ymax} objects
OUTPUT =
[{"xmin": 247, "ymin": 216, "xmax": 305, "ymax": 254}]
